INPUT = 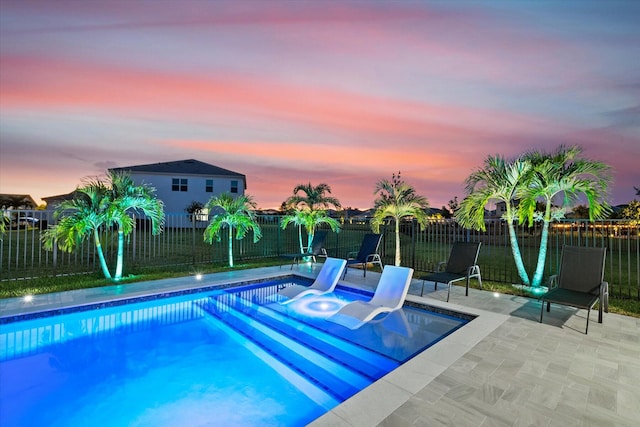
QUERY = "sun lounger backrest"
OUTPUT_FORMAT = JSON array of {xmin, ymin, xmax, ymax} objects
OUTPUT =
[
  {"xmin": 354, "ymin": 233, "xmax": 382, "ymax": 262},
  {"xmin": 369, "ymin": 266, "xmax": 414, "ymax": 310},
  {"xmin": 311, "ymin": 258, "xmax": 346, "ymax": 291},
  {"xmin": 557, "ymin": 246, "xmax": 606, "ymax": 293},
  {"xmin": 445, "ymin": 242, "xmax": 481, "ymax": 275},
  {"xmin": 308, "ymin": 231, "xmax": 328, "ymax": 255}
]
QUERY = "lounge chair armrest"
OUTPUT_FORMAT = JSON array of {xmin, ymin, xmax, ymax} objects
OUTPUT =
[
  {"xmin": 436, "ymin": 261, "xmax": 447, "ymax": 272},
  {"xmin": 347, "ymin": 251, "xmax": 358, "ymax": 259},
  {"xmin": 548, "ymin": 274, "xmax": 559, "ymax": 289}
]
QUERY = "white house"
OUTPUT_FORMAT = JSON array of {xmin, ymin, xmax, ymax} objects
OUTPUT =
[{"xmin": 110, "ymin": 159, "xmax": 246, "ymax": 214}]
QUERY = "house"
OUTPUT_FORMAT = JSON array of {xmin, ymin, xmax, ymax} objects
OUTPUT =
[
  {"xmin": 110, "ymin": 159, "xmax": 246, "ymax": 214},
  {"xmin": 0, "ymin": 194, "xmax": 37, "ymax": 209}
]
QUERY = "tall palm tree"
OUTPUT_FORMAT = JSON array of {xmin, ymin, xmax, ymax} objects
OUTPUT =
[
  {"xmin": 371, "ymin": 172, "xmax": 429, "ymax": 266},
  {"xmin": 203, "ymin": 193, "xmax": 262, "ymax": 267},
  {"xmin": 284, "ymin": 182, "xmax": 341, "ymax": 246},
  {"xmin": 41, "ymin": 172, "xmax": 165, "ymax": 281},
  {"xmin": 107, "ymin": 171, "xmax": 165, "ymax": 280},
  {"xmin": 456, "ymin": 155, "xmax": 532, "ymax": 286},
  {"xmin": 519, "ymin": 145, "xmax": 611, "ymax": 288}
]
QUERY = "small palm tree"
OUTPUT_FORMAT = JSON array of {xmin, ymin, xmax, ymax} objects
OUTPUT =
[
  {"xmin": 519, "ymin": 145, "xmax": 611, "ymax": 288},
  {"xmin": 371, "ymin": 172, "xmax": 429, "ymax": 266},
  {"xmin": 284, "ymin": 182, "xmax": 341, "ymax": 246},
  {"xmin": 456, "ymin": 155, "xmax": 532, "ymax": 286},
  {"xmin": 203, "ymin": 193, "xmax": 262, "ymax": 267},
  {"xmin": 281, "ymin": 208, "xmax": 308, "ymax": 254},
  {"xmin": 281, "ymin": 208, "xmax": 341, "ymax": 255}
]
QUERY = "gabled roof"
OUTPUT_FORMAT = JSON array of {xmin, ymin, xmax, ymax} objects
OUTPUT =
[{"xmin": 110, "ymin": 159, "xmax": 245, "ymax": 179}]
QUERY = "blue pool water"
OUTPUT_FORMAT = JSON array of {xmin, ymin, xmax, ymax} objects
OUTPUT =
[{"xmin": 0, "ymin": 277, "xmax": 471, "ymax": 426}]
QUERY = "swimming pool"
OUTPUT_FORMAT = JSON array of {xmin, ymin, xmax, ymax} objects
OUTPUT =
[{"xmin": 0, "ymin": 276, "xmax": 472, "ymax": 426}]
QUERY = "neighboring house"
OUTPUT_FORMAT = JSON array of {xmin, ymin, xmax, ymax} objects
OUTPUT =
[
  {"xmin": 42, "ymin": 191, "xmax": 80, "ymax": 210},
  {"xmin": 110, "ymin": 159, "xmax": 247, "ymax": 214},
  {"xmin": 0, "ymin": 194, "xmax": 37, "ymax": 209}
]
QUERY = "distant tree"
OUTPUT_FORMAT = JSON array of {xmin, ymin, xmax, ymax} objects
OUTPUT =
[
  {"xmin": 441, "ymin": 196, "xmax": 459, "ymax": 218},
  {"xmin": 622, "ymin": 200, "xmax": 640, "ymax": 224},
  {"xmin": 571, "ymin": 205, "xmax": 591, "ymax": 219},
  {"xmin": 203, "ymin": 193, "xmax": 262, "ymax": 267},
  {"xmin": 185, "ymin": 200, "xmax": 205, "ymax": 222},
  {"xmin": 371, "ymin": 172, "xmax": 429, "ymax": 266},
  {"xmin": 635, "ymin": 186, "xmax": 640, "ymax": 196}
]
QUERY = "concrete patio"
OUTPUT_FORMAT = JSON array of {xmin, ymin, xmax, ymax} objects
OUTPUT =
[{"xmin": 1, "ymin": 264, "xmax": 638, "ymax": 426}]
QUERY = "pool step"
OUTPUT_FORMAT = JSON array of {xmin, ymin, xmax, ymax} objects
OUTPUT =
[
  {"xmin": 195, "ymin": 305, "xmax": 340, "ymax": 411},
  {"xmin": 214, "ymin": 292, "xmax": 398, "ymax": 380},
  {"xmin": 197, "ymin": 296, "xmax": 373, "ymax": 402}
]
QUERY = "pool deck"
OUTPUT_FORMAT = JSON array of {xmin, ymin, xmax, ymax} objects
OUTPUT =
[{"xmin": 1, "ymin": 265, "xmax": 639, "ymax": 426}]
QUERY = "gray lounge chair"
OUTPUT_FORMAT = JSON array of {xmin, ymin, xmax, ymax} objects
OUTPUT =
[
  {"xmin": 280, "ymin": 230, "xmax": 328, "ymax": 269},
  {"xmin": 418, "ymin": 241, "xmax": 482, "ymax": 302},
  {"xmin": 540, "ymin": 245, "xmax": 608, "ymax": 334},
  {"xmin": 343, "ymin": 233, "xmax": 383, "ymax": 277}
]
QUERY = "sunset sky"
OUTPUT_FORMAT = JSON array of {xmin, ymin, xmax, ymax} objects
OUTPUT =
[{"xmin": 1, "ymin": 0, "xmax": 638, "ymax": 211}]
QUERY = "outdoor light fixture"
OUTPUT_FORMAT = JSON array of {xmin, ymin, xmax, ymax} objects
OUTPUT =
[
  {"xmin": 195, "ymin": 273, "xmax": 203, "ymax": 280},
  {"xmin": 23, "ymin": 295, "xmax": 33, "ymax": 302}
]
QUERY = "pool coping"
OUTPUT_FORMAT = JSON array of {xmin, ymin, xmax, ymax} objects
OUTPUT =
[{"xmin": 0, "ymin": 266, "xmax": 509, "ymax": 426}]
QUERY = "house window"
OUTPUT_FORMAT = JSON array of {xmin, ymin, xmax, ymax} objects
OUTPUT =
[
  {"xmin": 230, "ymin": 180, "xmax": 238, "ymax": 194},
  {"xmin": 205, "ymin": 179, "xmax": 214, "ymax": 193},
  {"xmin": 172, "ymin": 178, "xmax": 188, "ymax": 192}
]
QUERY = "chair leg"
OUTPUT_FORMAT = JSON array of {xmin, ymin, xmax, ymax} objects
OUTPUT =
[
  {"xmin": 447, "ymin": 282, "xmax": 451, "ymax": 302},
  {"xmin": 585, "ymin": 308, "xmax": 591, "ymax": 334},
  {"xmin": 546, "ymin": 301, "xmax": 550, "ymax": 312},
  {"xmin": 465, "ymin": 276, "xmax": 470, "ymax": 296},
  {"xmin": 420, "ymin": 280, "xmax": 425, "ymax": 297},
  {"xmin": 539, "ymin": 299, "xmax": 545, "ymax": 323}
]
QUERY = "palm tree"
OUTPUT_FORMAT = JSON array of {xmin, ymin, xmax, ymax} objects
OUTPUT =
[
  {"xmin": 281, "ymin": 208, "xmax": 308, "ymax": 254},
  {"xmin": 519, "ymin": 145, "xmax": 611, "ymax": 288},
  {"xmin": 286, "ymin": 182, "xmax": 341, "ymax": 211},
  {"xmin": 284, "ymin": 182, "xmax": 341, "ymax": 246},
  {"xmin": 281, "ymin": 208, "xmax": 341, "ymax": 255},
  {"xmin": 371, "ymin": 172, "xmax": 429, "ymax": 266},
  {"xmin": 107, "ymin": 171, "xmax": 165, "ymax": 280},
  {"xmin": 203, "ymin": 193, "xmax": 262, "ymax": 267},
  {"xmin": 42, "ymin": 177, "xmax": 114, "ymax": 280},
  {"xmin": 41, "ymin": 172, "xmax": 165, "ymax": 281},
  {"xmin": 456, "ymin": 155, "xmax": 532, "ymax": 286}
]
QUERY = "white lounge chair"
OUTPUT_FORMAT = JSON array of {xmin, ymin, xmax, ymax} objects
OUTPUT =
[
  {"xmin": 327, "ymin": 265, "xmax": 414, "ymax": 330},
  {"xmin": 278, "ymin": 257, "xmax": 347, "ymax": 303}
]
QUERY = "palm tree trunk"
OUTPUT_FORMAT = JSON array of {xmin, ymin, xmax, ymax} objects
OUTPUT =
[
  {"xmin": 395, "ymin": 220, "xmax": 401, "ymax": 266},
  {"xmin": 228, "ymin": 227, "xmax": 234, "ymax": 267},
  {"xmin": 531, "ymin": 201, "xmax": 552, "ymax": 288},
  {"xmin": 506, "ymin": 220, "xmax": 530, "ymax": 286},
  {"xmin": 297, "ymin": 225, "xmax": 304, "ymax": 254},
  {"xmin": 115, "ymin": 229, "xmax": 124, "ymax": 281},
  {"xmin": 93, "ymin": 229, "xmax": 112, "ymax": 280}
]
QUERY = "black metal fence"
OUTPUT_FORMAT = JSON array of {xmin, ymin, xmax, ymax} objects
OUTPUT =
[{"xmin": 1, "ymin": 210, "xmax": 638, "ymax": 299}]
